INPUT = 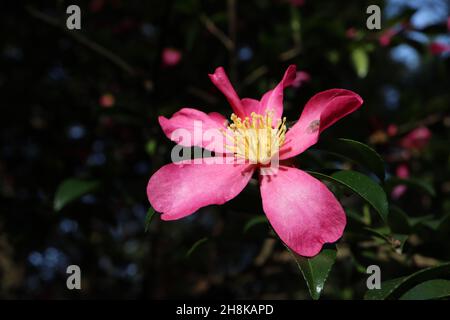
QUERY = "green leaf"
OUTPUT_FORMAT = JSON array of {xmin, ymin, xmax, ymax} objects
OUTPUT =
[
  {"xmin": 351, "ymin": 48, "xmax": 369, "ymax": 78},
  {"xmin": 243, "ymin": 216, "xmax": 268, "ymax": 233},
  {"xmin": 288, "ymin": 245, "xmax": 337, "ymax": 300},
  {"xmin": 385, "ymin": 177, "xmax": 435, "ymax": 197},
  {"xmin": 186, "ymin": 237, "xmax": 208, "ymax": 258},
  {"xmin": 365, "ymin": 262, "xmax": 450, "ymax": 300},
  {"xmin": 388, "ymin": 205, "xmax": 439, "ymax": 233},
  {"xmin": 54, "ymin": 178, "xmax": 100, "ymax": 211},
  {"xmin": 309, "ymin": 170, "xmax": 389, "ymax": 223},
  {"xmin": 421, "ymin": 213, "xmax": 450, "ymax": 231},
  {"xmin": 144, "ymin": 207, "xmax": 155, "ymax": 232},
  {"xmin": 399, "ymin": 279, "xmax": 450, "ymax": 300},
  {"xmin": 323, "ymin": 138, "xmax": 385, "ymax": 180}
]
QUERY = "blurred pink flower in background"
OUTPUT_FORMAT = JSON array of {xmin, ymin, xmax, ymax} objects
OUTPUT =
[
  {"xmin": 379, "ymin": 28, "xmax": 399, "ymax": 47},
  {"xmin": 162, "ymin": 48, "xmax": 182, "ymax": 67},
  {"xmin": 387, "ymin": 124, "xmax": 398, "ymax": 137},
  {"xmin": 99, "ymin": 93, "xmax": 115, "ymax": 108},
  {"xmin": 400, "ymin": 126, "xmax": 432, "ymax": 151},
  {"xmin": 113, "ymin": 18, "xmax": 138, "ymax": 34},
  {"xmin": 289, "ymin": 0, "xmax": 305, "ymax": 7},
  {"xmin": 292, "ymin": 71, "xmax": 311, "ymax": 88},
  {"xmin": 392, "ymin": 164, "xmax": 410, "ymax": 199},
  {"xmin": 429, "ymin": 42, "xmax": 450, "ymax": 55},
  {"xmin": 89, "ymin": 0, "xmax": 105, "ymax": 12},
  {"xmin": 345, "ymin": 27, "xmax": 358, "ymax": 40}
]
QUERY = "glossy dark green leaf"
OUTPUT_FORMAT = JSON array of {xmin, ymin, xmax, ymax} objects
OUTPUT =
[
  {"xmin": 399, "ymin": 279, "xmax": 450, "ymax": 300},
  {"xmin": 388, "ymin": 206, "xmax": 439, "ymax": 233},
  {"xmin": 365, "ymin": 262, "xmax": 450, "ymax": 300},
  {"xmin": 186, "ymin": 237, "xmax": 208, "ymax": 258},
  {"xmin": 243, "ymin": 216, "xmax": 268, "ymax": 233},
  {"xmin": 385, "ymin": 177, "xmax": 435, "ymax": 197},
  {"xmin": 309, "ymin": 170, "xmax": 389, "ymax": 223},
  {"xmin": 324, "ymin": 138, "xmax": 385, "ymax": 180},
  {"xmin": 54, "ymin": 178, "xmax": 100, "ymax": 212},
  {"xmin": 144, "ymin": 207, "xmax": 155, "ymax": 232},
  {"xmin": 288, "ymin": 245, "xmax": 337, "ymax": 300}
]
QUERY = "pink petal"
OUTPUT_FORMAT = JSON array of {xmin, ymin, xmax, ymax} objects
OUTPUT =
[
  {"xmin": 292, "ymin": 71, "xmax": 311, "ymax": 88},
  {"xmin": 147, "ymin": 160, "xmax": 255, "ymax": 220},
  {"xmin": 280, "ymin": 89, "xmax": 363, "ymax": 160},
  {"xmin": 241, "ymin": 98, "xmax": 261, "ymax": 115},
  {"xmin": 259, "ymin": 65, "xmax": 297, "ymax": 120},
  {"xmin": 209, "ymin": 67, "xmax": 245, "ymax": 117},
  {"xmin": 158, "ymin": 108, "xmax": 228, "ymax": 153},
  {"xmin": 260, "ymin": 166, "xmax": 346, "ymax": 257}
]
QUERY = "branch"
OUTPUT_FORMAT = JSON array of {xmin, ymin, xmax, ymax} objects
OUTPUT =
[{"xmin": 26, "ymin": 6, "xmax": 137, "ymax": 77}]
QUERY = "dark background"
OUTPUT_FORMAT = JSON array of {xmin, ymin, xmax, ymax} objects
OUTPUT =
[{"xmin": 0, "ymin": 0, "xmax": 449, "ymax": 299}]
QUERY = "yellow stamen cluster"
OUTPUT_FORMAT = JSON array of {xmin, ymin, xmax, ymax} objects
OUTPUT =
[{"xmin": 222, "ymin": 111, "xmax": 287, "ymax": 164}]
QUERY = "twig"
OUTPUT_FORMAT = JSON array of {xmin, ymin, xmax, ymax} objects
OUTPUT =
[
  {"xmin": 396, "ymin": 113, "xmax": 442, "ymax": 135},
  {"xmin": 186, "ymin": 86, "xmax": 218, "ymax": 105},
  {"xmin": 240, "ymin": 7, "xmax": 302, "ymax": 89},
  {"xmin": 279, "ymin": 47, "xmax": 302, "ymax": 61},
  {"xmin": 241, "ymin": 66, "xmax": 269, "ymax": 87},
  {"xmin": 227, "ymin": 0, "xmax": 237, "ymax": 83},
  {"xmin": 26, "ymin": 6, "xmax": 137, "ymax": 77},
  {"xmin": 200, "ymin": 14, "xmax": 233, "ymax": 50}
]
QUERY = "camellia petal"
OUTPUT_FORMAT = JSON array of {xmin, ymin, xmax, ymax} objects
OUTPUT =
[
  {"xmin": 259, "ymin": 166, "xmax": 346, "ymax": 257},
  {"xmin": 280, "ymin": 89, "xmax": 363, "ymax": 160},
  {"xmin": 259, "ymin": 65, "xmax": 297, "ymax": 120},
  {"xmin": 147, "ymin": 159, "xmax": 255, "ymax": 221},
  {"xmin": 241, "ymin": 98, "xmax": 261, "ymax": 116},
  {"xmin": 209, "ymin": 67, "xmax": 246, "ymax": 117},
  {"xmin": 158, "ymin": 108, "xmax": 228, "ymax": 153}
]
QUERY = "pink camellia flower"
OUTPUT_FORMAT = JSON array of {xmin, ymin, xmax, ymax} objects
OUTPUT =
[
  {"xmin": 147, "ymin": 65, "xmax": 363, "ymax": 257},
  {"xmin": 400, "ymin": 126, "xmax": 432, "ymax": 151},
  {"xmin": 162, "ymin": 48, "xmax": 182, "ymax": 67}
]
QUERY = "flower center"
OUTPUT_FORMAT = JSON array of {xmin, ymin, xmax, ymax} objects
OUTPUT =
[{"xmin": 222, "ymin": 111, "xmax": 287, "ymax": 164}]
